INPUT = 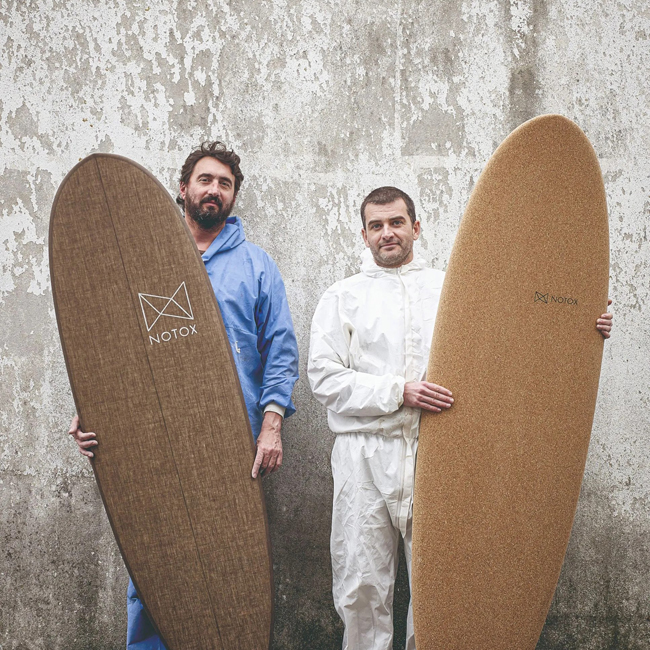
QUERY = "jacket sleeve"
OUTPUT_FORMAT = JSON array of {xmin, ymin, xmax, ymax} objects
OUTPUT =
[
  {"xmin": 255, "ymin": 256, "xmax": 299, "ymax": 418},
  {"xmin": 308, "ymin": 285, "xmax": 405, "ymax": 417}
]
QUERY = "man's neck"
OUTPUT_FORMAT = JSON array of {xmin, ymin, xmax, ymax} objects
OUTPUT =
[{"xmin": 185, "ymin": 213, "xmax": 227, "ymax": 253}]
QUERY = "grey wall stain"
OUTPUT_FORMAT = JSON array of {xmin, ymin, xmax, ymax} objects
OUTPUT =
[
  {"xmin": 505, "ymin": 0, "xmax": 549, "ymax": 132},
  {"xmin": 1, "ymin": 1, "xmax": 650, "ymax": 648},
  {"xmin": 400, "ymin": 1, "xmax": 468, "ymax": 156}
]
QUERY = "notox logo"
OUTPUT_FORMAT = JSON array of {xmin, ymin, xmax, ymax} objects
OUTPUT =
[
  {"xmin": 534, "ymin": 291, "xmax": 578, "ymax": 306},
  {"xmin": 138, "ymin": 282, "xmax": 198, "ymax": 344}
]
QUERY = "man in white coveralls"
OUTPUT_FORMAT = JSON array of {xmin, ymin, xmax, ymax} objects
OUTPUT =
[{"xmin": 308, "ymin": 186, "xmax": 613, "ymax": 650}]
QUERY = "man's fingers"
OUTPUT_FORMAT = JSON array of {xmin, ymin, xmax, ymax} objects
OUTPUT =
[
  {"xmin": 418, "ymin": 395, "xmax": 452, "ymax": 409},
  {"xmin": 424, "ymin": 383, "xmax": 453, "ymax": 396},
  {"xmin": 420, "ymin": 402, "xmax": 442, "ymax": 413},
  {"xmin": 255, "ymin": 447, "xmax": 284, "ymax": 477},
  {"xmin": 263, "ymin": 453, "xmax": 277, "ymax": 476},
  {"xmin": 597, "ymin": 318, "xmax": 612, "ymax": 338},
  {"xmin": 420, "ymin": 389, "xmax": 453, "ymax": 406},
  {"xmin": 68, "ymin": 416, "xmax": 80, "ymax": 436},
  {"xmin": 251, "ymin": 449, "xmax": 264, "ymax": 479}
]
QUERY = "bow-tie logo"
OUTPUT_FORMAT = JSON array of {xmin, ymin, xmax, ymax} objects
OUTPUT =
[
  {"xmin": 534, "ymin": 291, "xmax": 578, "ymax": 306},
  {"xmin": 138, "ymin": 282, "xmax": 194, "ymax": 332}
]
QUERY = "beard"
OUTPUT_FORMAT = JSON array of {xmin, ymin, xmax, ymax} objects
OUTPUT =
[
  {"xmin": 370, "ymin": 239, "xmax": 414, "ymax": 268},
  {"xmin": 185, "ymin": 193, "xmax": 234, "ymax": 230}
]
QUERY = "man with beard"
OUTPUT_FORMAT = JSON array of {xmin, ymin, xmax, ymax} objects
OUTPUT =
[
  {"xmin": 69, "ymin": 141, "xmax": 299, "ymax": 650},
  {"xmin": 308, "ymin": 186, "xmax": 613, "ymax": 650}
]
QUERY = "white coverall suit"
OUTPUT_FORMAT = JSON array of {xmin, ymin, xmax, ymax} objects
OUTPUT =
[{"xmin": 308, "ymin": 250, "xmax": 444, "ymax": 650}]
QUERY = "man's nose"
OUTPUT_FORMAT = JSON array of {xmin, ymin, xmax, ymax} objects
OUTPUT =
[
  {"xmin": 381, "ymin": 225, "xmax": 395, "ymax": 238},
  {"xmin": 207, "ymin": 181, "xmax": 221, "ymax": 195}
]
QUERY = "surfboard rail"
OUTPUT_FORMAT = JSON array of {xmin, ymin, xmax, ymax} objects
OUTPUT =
[
  {"xmin": 50, "ymin": 154, "xmax": 274, "ymax": 650},
  {"xmin": 412, "ymin": 115, "xmax": 609, "ymax": 650}
]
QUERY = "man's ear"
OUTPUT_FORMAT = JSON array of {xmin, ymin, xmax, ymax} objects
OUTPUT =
[
  {"xmin": 361, "ymin": 228, "xmax": 369, "ymax": 248},
  {"xmin": 180, "ymin": 182, "xmax": 187, "ymax": 200}
]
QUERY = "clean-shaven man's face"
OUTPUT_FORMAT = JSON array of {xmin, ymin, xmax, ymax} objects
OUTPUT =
[{"xmin": 362, "ymin": 198, "xmax": 421, "ymax": 268}]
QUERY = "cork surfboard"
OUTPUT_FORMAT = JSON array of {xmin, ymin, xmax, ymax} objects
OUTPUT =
[
  {"xmin": 412, "ymin": 115, "xmax": 609, "ymax": 649},
  {"xmin": 50, "ymin": 154, "xmax": 273, "ymax": 650}
]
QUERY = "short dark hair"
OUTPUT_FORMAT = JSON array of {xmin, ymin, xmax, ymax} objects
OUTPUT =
[
  {"xmin": 360, "ymin": 186, "xmax": 416, "ymax": 227},
  {"xmin": 176, "ymin": 141, "xmax": 244, "ymax": 208}
]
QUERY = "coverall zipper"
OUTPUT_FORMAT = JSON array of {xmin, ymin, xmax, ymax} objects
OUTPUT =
[{"xmin": 396, "ymin": 267, "xmax": 412, "ymax": 534}]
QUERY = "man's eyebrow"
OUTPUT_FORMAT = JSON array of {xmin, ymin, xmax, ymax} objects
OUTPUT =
[
  {"xmin": 368, "ymin": 215, "xmax": 406, "ymax": 224},
  {"xmin": 196, "ymin": 172, "xmax": 232, "ymax": 184}
]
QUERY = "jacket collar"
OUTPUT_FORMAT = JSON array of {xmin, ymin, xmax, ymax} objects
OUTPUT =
[
  {"xmin": 201, "ymin": 216, "xmax": 246, "ymax": 261},
  {"xmin": 360, "ymin": 248, "xmax": 428, "ymax": 277}
]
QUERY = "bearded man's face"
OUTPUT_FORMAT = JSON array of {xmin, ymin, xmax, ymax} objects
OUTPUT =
[{"xmin": 181, "ymin": 157, "xmax": 236, "ymax": 230}]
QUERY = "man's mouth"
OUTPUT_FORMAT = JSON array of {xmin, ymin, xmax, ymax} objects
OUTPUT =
[{"xmin": 202, "ymin": 197, "xmax": 222, "ymax": 209}]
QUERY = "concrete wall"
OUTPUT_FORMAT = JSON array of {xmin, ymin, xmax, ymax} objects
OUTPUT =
[{"xmin": 1, "ymin": 1, "xmax": 649, "ymax": 648}]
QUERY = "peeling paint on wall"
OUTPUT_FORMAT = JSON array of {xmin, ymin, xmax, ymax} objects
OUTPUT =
[{"xmin": 1, "ymin": 1, "xmax": 649, "ymax": 648}]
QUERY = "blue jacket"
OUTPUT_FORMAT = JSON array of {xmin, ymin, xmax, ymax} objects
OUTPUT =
[
  {"xmin": 201, "ymin": 216, "xmax": 298, "ymax": 439},
  {"xmin": 126, "ymin": 216, "xmax": 299, "ymax": 650}
]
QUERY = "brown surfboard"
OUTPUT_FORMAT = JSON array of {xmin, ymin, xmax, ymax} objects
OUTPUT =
[
  {"xmin": 412, "ymin": 115, "xmax": 609, "ymax": 649},
  {"xmin": 50, "ymin": 154, "xmax": 273, "ymax": 650}
]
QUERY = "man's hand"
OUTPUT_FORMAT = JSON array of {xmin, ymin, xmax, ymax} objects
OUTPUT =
[
  {"xmin": 252, "ymin": 411, "xmax": 283, "ymax": 478},
  {"xmin": 597, "ymin": 299, "xmax": 613, "ymax": 339},
  {"xmin": 403, "ymin": 382, "xmax": 453, "ymax": 413},
  {"xmin": 68, "ymin": 414, "xmax": 97, "ymax": 458}
]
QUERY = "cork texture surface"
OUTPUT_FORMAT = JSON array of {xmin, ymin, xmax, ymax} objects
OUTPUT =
[
  {"xmin": 49, "ymin": 155, "xmax": 273, "ymax": 650},
  {"xmin": 412, "ymin": 115, "xmax": 609, "ymax": 649}
]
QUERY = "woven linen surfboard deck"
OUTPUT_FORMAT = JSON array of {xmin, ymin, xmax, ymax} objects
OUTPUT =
[
  {"xmin": 50, "ymin": 154, "xmax": 273, "ymax": 650},
  {"xmin": 412, "ymin": 115, "xmax": 609, "ymax": 649}
]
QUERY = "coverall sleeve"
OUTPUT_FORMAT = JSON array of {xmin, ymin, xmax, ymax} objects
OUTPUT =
[
  {"xmin": 308, "ymin": 285, "xmax": 405, "ymax": 417},
  {"xmin": 255, "ymin": 256, "xmax": 299, "ymax": 418}
]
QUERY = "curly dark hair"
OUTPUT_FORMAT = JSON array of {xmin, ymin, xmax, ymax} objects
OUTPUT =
[
  {"xmin": 360, "ymin": 186, "xmax": 416, "ymax": 228},
  {"xmin": 176, "ymin": 141, "xmax": 244, "ymax": 208}
]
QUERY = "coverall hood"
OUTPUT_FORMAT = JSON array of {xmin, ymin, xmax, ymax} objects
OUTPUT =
[{"xmin": 201, "ymin": 215, "xmax": 246, "ymax": 259}]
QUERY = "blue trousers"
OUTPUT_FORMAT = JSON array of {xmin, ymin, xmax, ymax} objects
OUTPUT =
[{"xmin": 126, "ymin": 577, "xmax": 167, "ymax": 650}]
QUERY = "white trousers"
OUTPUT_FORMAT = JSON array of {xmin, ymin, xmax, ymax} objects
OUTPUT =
[{"xmin": 331, "ymin": 433, "xmax": 417, "ymax": 650}]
